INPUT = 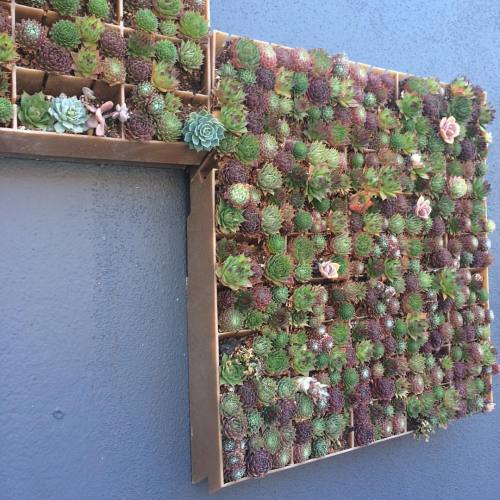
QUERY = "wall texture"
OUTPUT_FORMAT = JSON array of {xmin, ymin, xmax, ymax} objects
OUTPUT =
[{"xmin": 1, "ymin": 1, "xmax": 500, "ymax": 499}]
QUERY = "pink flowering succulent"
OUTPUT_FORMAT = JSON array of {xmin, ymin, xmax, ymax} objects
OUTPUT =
[
  {"xmin": 439, "ymin": 116, "xmax": 461, "ymax": 144},
  {"xmin": 415, "ymin": 195, "xmax": 432, "ymax": 219},
  {"xmin": 318, "ymin": 261, "xmax": 340, "ymax": 279},
  {"xmin": 85, "ymin": 102, "xmax": 129, "ymax": 136},
  {"xmin": 85, "ymin": 100, "xmax": 114, "ymax": 136}
]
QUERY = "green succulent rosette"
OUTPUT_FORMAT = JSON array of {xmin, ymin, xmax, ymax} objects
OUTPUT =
[
  {"xmin": 0, "ymin": 96, "xmax": 13, "ymax": 125},
  {"xmin": 18, "ymin": 92, "xmax": 54, "ymax": 131}
]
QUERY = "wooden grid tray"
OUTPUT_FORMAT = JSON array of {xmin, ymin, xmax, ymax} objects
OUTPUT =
[
  {"xmin": 187, "ymin": 30, "xmax": 494, "ymax": 492},
  {"xmin": 0, "ymin": 0, "xmax": 211, "ymax": 166}
]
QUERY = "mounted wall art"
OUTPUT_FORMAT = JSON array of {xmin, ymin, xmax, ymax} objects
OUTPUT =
[
  {"xmin": 1, "ymin": 1, "xmax": 497, "ymax": 493},
  {"xmin": 187, "ymin": 31, "xmax": 498, "ymax": 492}
]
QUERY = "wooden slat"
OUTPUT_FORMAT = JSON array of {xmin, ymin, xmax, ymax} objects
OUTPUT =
[
  {"xmin": 187, "ymin": 167, "xmax": 224, "ymax": 491},
  {"xmin": 0, "ymin": 129, "xmax": 207, "ymax": 166}
]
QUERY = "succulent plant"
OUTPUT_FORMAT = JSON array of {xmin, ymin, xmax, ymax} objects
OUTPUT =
[
  {"xmin": 265, "ymin": 255, "xmax": 293, "ymax": 285},
  {"xmin": 353, "ymin": 233, "xmax": 373, "ymax": 258},
  {"xmin": 87, "ymin": 0, "xmax": 110, "ymax": 19},
  {"xmin": 75, "ymin": 16, "xmax": 105, "ymax": 48},
  {"xmin": 257, "ymin": 163, "xmax": 283, "ymax": 194},
  {"xmin": 126, "ymin": 57, "xmax": 153, "ymax": 83},
  {"xmin": 135, "ymin": 9, "xmax": 159, "ymax": 33},
  {"xmin": 216, "ymin": 254, "xmax": 253, "ymax": 291},
  {"xmin": 178, "ymin": 11, "xmax": 208, "ymax": 40},
  {"xmin": 220, "ymin": 392, "xmax": 242, "ymax": 417},
  {"xmin": 448, "ymin": 175, "xmax": 468, "ymax": 199},
  {"xmin": 18, "ymin": 92, "xmax": 53, "ymax": 130},
  {"xmin": 219, "ymin": 354, "xmax": 245, "ymax": 386},
  {"xmin": 219, "ymin": 105, "xmax": 247, "ymax": 136},
  {"xmin": 48, "ymin": 94, "xmax": 89, "ymax": 134},
  {"xmin": 217, "ymin": 200, "xmax": 244, "ymax": 234},
  {"xmin": 226, "ymin": 182, "xmax": 252, "ymax": 208},
  {"xmin": 0, "ymin": 32, "xmax": 17, "ymax": 65},
  {"xmin": 246, "ymin": 449, "xmax": 272, "ymax": 477},
  {"xmin": 231, "ymin": 38, "xmax": 261, "ymax": 70},
  {"xmin": 72, "ymin": 48, "xmax": 100, "ymax": 78},
  {"xmin": 100, "ymin": 30, "xmax": 128, "ymax": 58},
  {"xmin": 154, "ymin": 39, "xmax": 177, "ymax": 65},
  {"xmin": 236, "ymin": 134, "xmax": 260, "ymax": 164},
  {"xmin": 178, "ymin": 39, "xmax": 204, "ymax": 72},
  {"xmin": 0, "ymin": 96, "xmax": 12, "ymax": 124},
  {"xmin": 309, "ymin": 48, "xmax": 332, "ymax": 76},
  {"xmin": 101, "ymin": 57, "xmax": 126, "ymax": 86},
  {"xmin": 36, "ymin": 41, "xmax": 72, "ymax": 74},
  {"xmin": 151, "ymin": 61, "xmax": 178, "ymax": 91},
  {"xmin": 16, "ymin": 19, "xmax": 46, "ymax": 51},
  {"xmin": 292, "ymin": 210, "xmax": 312, "ymax": 232},
  {"xmin": 261, "ymin": 205, "xmax": 282, "ymax": 234},
  {"xmin": 363, "ymin": 212, "xmax": 384, "ymax": 235},
  {"xmin": 51, "ymin": 0, "xmax": 81, "ymax": 16},
  {"xmin": 292, "ymin": 285, "xmax": 317, "ymax": 312},
  {"xmin": 127, "ymin": 31, "xmax": 155, "ymax": 58},
  {"xmin": 183, "ymin": 110, "xmax": 225, "ymax": 152},
  {"xmin": 159, "ymin": 19, "xmax": 177, "ymax": 36},
  {"xmin": 153, "ymin": 0, "xmax": 182, "ymax": 18},
  {"xmin": 163, "ymin": 92, "xmax": 182, "ymax": 113},
  {"xmin": 216, "ymin": 77, "xmax": 245, "ymax": 106},
  {"xmin": 218, "ymin": 307, "xmax": 243, "ymax": 331},
  {"xmin": 332, "ymin": 234, "xmax": 352, "ymax": 256},
  {"xmin": 223, "ymin": 414, "xmax": 247, "ymax": 439},
  {"xmin": 125, "ymin": 112, "xmax": 155, "ymax": 141},
  {"xmin": 154, "ymin": 111, "xmax": 182, "ymax": 142}
]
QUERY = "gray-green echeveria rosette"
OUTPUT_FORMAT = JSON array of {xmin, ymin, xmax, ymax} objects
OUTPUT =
[
  {"xmin": 48, "ymin": 94, "xmax": 89, "ymax": 134},
  {"xmin": 183, "ymin": 110, "xmax": 225, "ymax": 152}
]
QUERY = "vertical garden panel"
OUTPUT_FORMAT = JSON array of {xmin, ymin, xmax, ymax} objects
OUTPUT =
[{"xmin": 187, "ymin": 31, "xmax": 497, "ymax": 492}]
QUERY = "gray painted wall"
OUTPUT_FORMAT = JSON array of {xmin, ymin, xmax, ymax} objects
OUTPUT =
[{"xmin": 1, "ymin": 0, "xmax": 500, "ymax": 498}]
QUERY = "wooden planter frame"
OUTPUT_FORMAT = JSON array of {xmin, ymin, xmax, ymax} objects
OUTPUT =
[
  {"xmin": 0, "ymin": 0, "xmax": 211, "ymax": 166},
  {"xmin": 186, "ymin": 30, "xmax": 494, "ymax": 492},
  {"xmin": 1, "ymin": 7, "xmax": 494, "ymax": 491}
]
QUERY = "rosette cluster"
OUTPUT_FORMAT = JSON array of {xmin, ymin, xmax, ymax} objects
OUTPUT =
[
  {"xmin": 212, "ymin": 37, "xmax": 498, "ymax": 484},
  {"xmin": 0, "ymin": 1, "xmax": 210, "ymax": 141}
]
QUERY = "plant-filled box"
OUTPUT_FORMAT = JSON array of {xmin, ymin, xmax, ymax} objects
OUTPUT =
[
  {"xmin": 0, "ymin": 0, "xmax": 212, "ymax": 165},
  {"xmin": 187, "ymin": 31, "xmax": 497, "ymax": 492},
  {"xmin": 14, "ymin": 0, "xmax": 121, "ymax": 25}
]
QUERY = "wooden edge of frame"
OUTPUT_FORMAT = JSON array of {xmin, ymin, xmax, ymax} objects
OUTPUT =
[
  {"xmin": 0, "ymin": 128, "xmax": 207, "ymax": 166},
  {"xmin": 187, "ymin": 166, "xmax": 224, "ymax": 491},
  {"xmin": 482, "ymin": 199, "xmax": 494, "ymax": 405}
]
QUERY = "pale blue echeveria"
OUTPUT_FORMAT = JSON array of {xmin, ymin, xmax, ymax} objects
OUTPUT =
[
  {"xmin": 183, "ymin": 110, "xmax": 225, "ymax": 152},
  {"xmin": 48, "ymin": 94, "xmax": 89, "ymax": 134}
]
